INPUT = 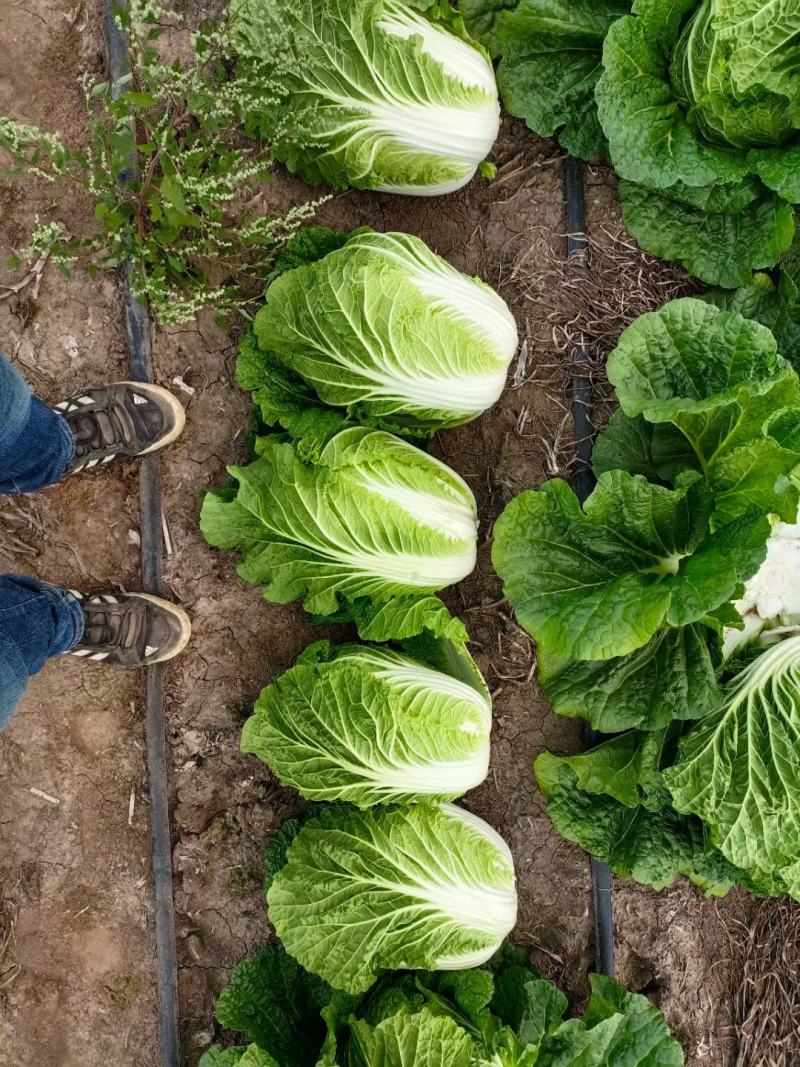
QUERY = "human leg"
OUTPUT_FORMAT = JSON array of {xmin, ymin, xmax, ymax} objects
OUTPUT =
[
  {"xmin": 0, "ymin": 354, "xmax": 186, "ymax": 494},
  {"xmin": 0, "ymin": 575, "xmax": 191, "ymax": 729},
  {"xmin": 0, "ymin": 354, "xmax": 75, "ymax": 494},
  {"xmin": 0, "ymin": 575, "xmax": 84, "ymax": 729}
]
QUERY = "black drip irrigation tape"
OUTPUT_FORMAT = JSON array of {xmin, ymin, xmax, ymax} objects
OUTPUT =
[
  {"xmin": 104, "ymin": 3, "xmax": 181, "ymax": 1063},
  {"xmin": 563, "ymin": 156, "xmax": 615, "ymax": 979}
]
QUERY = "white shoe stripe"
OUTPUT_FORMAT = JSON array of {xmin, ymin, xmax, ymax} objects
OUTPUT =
[
  {"xmin": 103, "ymin": 595, "xmax": 118, "ymax": 604},
  {"xmin": 77, "ymin": 395, "xmax": 94, "ymax": 405},
  {"xmin": 86, "ymin": 458, "xmax": 99, "ymax": 468},
  {"xmin": 67, "ymin": 403, "xmax": 80, "ymax": 412},
  {"xmin": 71, "ymin": 649, "xmax": 92, "ymax": 657},
  {"xmin": 133, "ymin": 393, "xmax": 148, "ymax": 406},
  {"xmin": 145, "ymin": 645, "xmax": 157, "ymax": 657},
  {"xmin": 102, "ymin": 454, "xmax": 116, "ymax": 463},
  {"xmin": 55, "ymin": 401, "xmax": 69, "ymax": 411},
  {"xmin": 90, "ymin": 651, "xmax": 110, "ymax": 661}
]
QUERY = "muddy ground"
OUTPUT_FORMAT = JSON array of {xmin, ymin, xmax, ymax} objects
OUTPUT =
[{"xmin": 0, "ymin": 3, "xmax": 792, "ymax": 1066}]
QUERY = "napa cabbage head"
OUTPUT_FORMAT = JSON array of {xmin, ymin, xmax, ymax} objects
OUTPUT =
[
  {"xmin": 242, "ymin": 641, "xmax": 492, "ymax": 806},
  {"xmin": 233, "ymin": 0, "xmax": 500, "ymax": 195},
  {"xmin": 594, "ymin": 0, "xmax": 800, "ymax": 286},
  {"xmin": 466, "ymin": 0, "xmax": 800, "ymax": 286},
  {"xmin": 267, "ymin": 802, "xmax": 518, "ymax": 993},
  {"xmin": 200, "ymin": 427, "xmax": 478, "ymax": 616},
  {"xmin": 247, "ymin": 230, "xmax": 518, "ymax": 436},
  {"xmin": 668, "ymin": 0, "xmax": 800, "ymax": 150}
]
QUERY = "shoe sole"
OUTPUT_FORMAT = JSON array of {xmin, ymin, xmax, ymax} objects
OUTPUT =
[
  {"xmin": 135, "ymin": 593, "xmax": 193, "ymax": 664},
  {"xmin": 118, "ymin": 381, "xmax": 187, "ymax": 455}
]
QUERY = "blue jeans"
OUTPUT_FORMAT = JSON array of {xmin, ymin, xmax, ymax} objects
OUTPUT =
[
  {"xmin": 1, "ymin": 355, "xmax": 83, "ymax": 725},
  {"xmin": 0, "ymin": 576, "xmax": 84, "ymax": 728},
  {"xmin": 0, "ymin": 353, "xmax": 75, "ymax": 493}
]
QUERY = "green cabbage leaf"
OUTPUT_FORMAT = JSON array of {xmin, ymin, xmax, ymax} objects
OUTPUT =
[
  {"xmin": 666, "ymin": 633, "xmax": 800, "ymax": 896},
  {"xmin": 491, "ymin": 468, "xmax": 768, "ymax": 661},
  {"xmin": 605, "ymin": 298, "xmax": 800, "ymax": 524}
]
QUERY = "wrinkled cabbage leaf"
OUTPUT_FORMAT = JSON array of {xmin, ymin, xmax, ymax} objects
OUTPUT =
[
  {"xmin": 606, "ymin": 298, "xmax": 800, "ymax": 524},
  {"xmin": 666, "ymin": 633, "xmax": 800, "ymax": 897},
  {"xmin": 492, "ymin": 468, "xmax": 768, "ymax": 661}
]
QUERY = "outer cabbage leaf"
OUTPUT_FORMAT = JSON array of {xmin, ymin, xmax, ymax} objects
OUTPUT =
[
  {"xmin": 347, "ymin": 597, "xmax": 469, "ymax": 645},
  {"xmin": 267, "ymin": 803, "xmax": 517, "ymax": 994},
  {"xmin": 240, "ymin": 1051, "xmax": 279, "ymax": 1067},
  {"xmin": 554, "ymin": 974, "xmax": 684, "ymax": 1067},
  {"xmin": 666, "ymin": 633, "xmax": 800, "ymax": 897},
  {"xmin": 460, "ymin": 0, "xmax": 521, "ymax": 55},
  {"xmin": 591, "ymin": 411, "xmax": 696, "ymax": 484},
  {"xmin": 538, "ymin": 625, "xmax": 722, "ymax": 732},
  {"xmin": 269, "ymin": 225, "xmax": 354, "ymax": 278},
  {"xmin": 606, "ymin": 298, "xmax": 800, "ymax": 523},
  {"xmin": 535, "ymin": 730, "xmax": 742, "ymax": 894},
  {"xmin": 199, "ymin": 1049, "xmax": 250, "ymax": 1067},
  {"xmin": 238, "ymin": 327, "xmax": 350, "ymax": 458},
  {"xmin": 199, "ymin": 1048, "xmax": 279, "ymax": 1067},
  {"xmin": 234, "ymin": 0, "xmax": 500, "ymax": 195},
  {"xmin": 750, "ymin": 144, "xmax": 800, "ymax": 204},
  {"xmin": 200, "ymin": 428, "xmax": 478, "ymax": 617},
  {"xmin": 491, "ymin": 468, "xmax": 768, "ymax": 661},
  {"xmin": 703, "ymin": 270, "xmax": 800, "ymax": 372},
  {"xmin": 214, "ymin": 945, "xmax": 356, "ymax": 1067},
  {"xmin": 251, "ymin": 231, "xmax": 518, "ymax": 436},
  {"xmin": 491, "ymin": 967, "xmax": 568, "ymax": 1052},
  {"xmin": 491, "ymin": 0, "xmax": 631, "ymax": 161},
  {"xmin": 618, "ymin": 182, "xmax": 795, "ymax": 288},
  {"xmin": 242, "ymin": 643, "xmax": 492, "ymax": 806},
  {"xmin": 349, "ymin": 1009, "xmax": 474, "ymax": 1067}
]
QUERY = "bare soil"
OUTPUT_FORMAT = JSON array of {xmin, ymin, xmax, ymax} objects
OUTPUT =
[
  {"xmin": 0, "ymin": 3, "xmax": 158, "ymax": 1065},
  {"xmin": 1, "ymin": 5, "xmax": 791, "ymax": 1067}
]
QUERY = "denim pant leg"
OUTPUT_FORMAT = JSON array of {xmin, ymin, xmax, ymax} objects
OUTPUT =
[
  {"xmin": 0, "ymin": 353, "xmax": 75, "ymax": 494},
  {"xmin": 0, "ymin": 575, "xmax": 84, "ymax": 729}
]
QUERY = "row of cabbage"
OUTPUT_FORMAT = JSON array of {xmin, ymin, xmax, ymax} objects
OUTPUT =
[
  {"xmin": 199, "ymin": 218, "xmax": 685, "ymax": 1067},
  {"xmin": 493, "ymin": 292, "xmax": 800, "ymax": 901},
  {"xmin": 199, "ymin": 218, "xmax": 532, "ymax": 1009}
]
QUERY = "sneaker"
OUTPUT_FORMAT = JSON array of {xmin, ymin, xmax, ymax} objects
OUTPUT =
[
  {"xmin": 65, "ymin": 591, "xmax": 191, "ymax": 666},
  {"xmin": 54, "ymin": 382, "xmax": 186, "ymax": 474}
]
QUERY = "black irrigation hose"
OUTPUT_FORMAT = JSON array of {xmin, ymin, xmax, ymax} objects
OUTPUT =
[
  {"xmin": 104, "ymin": 3, "xmax": 181, "ymax": 1063},
  {"xmin": 563, "ymin": 156, "xmax": 615, "ymax": 979}
]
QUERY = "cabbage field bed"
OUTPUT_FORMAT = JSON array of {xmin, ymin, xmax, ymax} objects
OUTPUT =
[{"xmin": 0, "ymin": 2, "xmax": 797, "ymax": 1067}]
